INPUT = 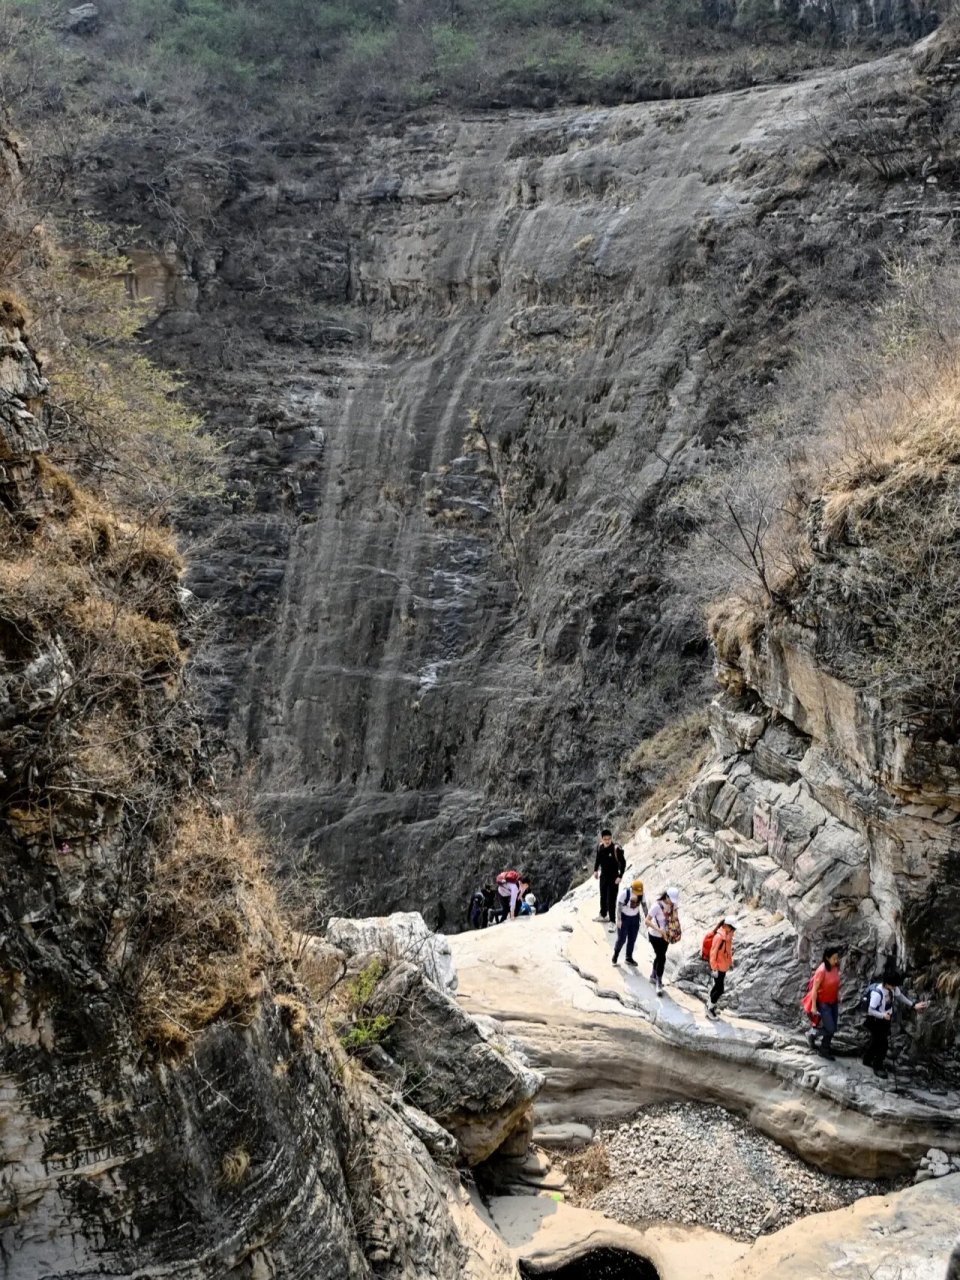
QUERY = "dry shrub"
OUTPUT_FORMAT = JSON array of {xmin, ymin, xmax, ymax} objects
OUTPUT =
[
  {"xmin": 705, "ymin": 595, "xmax": 765, "ymax": 668},
  {"xmin": 220, "ymin": 1146, "xmax": 251, "ymax": 1186},
  {"xmin": 622, "ymin": 708, "xmax": 711, "ymax": 828},
  {"xmin": 136, "ymin": 806, "xmax": 285, "ymax": 1055},
  {"xmin": 685, "ymin": 253, "xmax": 960, "ymax": 734},
  {"xmin": 561, "ymin": 1140, "xmax": 612, "ymax": 1200},
  {"xmin": 275, "ymin": 993, "xmax": 309, "ymax": 1039}
]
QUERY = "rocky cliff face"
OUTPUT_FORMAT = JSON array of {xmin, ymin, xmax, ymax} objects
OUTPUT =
[
  {"xmin": 94, "ymin": 33, "xmax": 958, "ymax": 931},
  {"xmin": 0, "ymin": 252, "xmax": 525, "ymax": 1276}
]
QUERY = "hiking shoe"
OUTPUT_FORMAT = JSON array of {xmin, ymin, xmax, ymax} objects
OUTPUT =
[
  {"xmin": 625, "ymin": 958, "xmax": 638, "ymax": 967},
  {"xmin": 611, "ymin": 956, "xmax": 619, "ymax": 965},
  {"xmin": 656, "ymin": 983, "xmax": 664, "ymax": 997},
  {"xmin": 706, "ymin": 1005, "xmax": 719, "ymax": 1019},
  {"xmin": 819, "ymin": 1050, "xmax": 837, "ymax": 1061},
  {"xmin": 607, "ymin": 923, "xmax": 617, "ymax": 932},
  {"xmin": 594, "ymin": 915, "xmax": 607, "ymax": 923},
  {"xmin": 805, "ymin": 1028, "xmax": 818, "ymax": 1049}
]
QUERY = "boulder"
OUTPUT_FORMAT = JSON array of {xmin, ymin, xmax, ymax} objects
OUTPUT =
[
  {"xmin": 328, "ymin": 911, "xmax": 458, "ymax": 994},
  {"xmin": 372, "ymin": 960, "xmax": 542, "ymax": 1164},
  {"xmin": 64, "ymin": 3, "xmax": 99, "ymax": 34}
]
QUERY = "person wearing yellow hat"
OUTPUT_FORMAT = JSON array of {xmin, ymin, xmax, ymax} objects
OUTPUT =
[{"xmin": 612, "ymin": 878, "xmax": 648, "ymax": 968}]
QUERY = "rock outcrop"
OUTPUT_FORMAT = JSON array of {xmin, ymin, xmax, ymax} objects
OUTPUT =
[
  {"xmin": 486, "ymin": 1173, "xmax": 960, "ymax": 1280},
  {"xmin": 450, "ymin": 887, "xmax": 960, "ymax": 1176},
  {"xmin": 329, "ymin": 911, "xmax": 459, "ymax": 993}
]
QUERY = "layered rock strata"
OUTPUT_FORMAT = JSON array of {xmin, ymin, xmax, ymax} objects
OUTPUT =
[
  {"xmin": 450, "ymin": 886, "xmax": 960, "ymax": 1176},
  {"xmin": 88, "ymin": 35, "xmax": 960, "ymax": 927}
]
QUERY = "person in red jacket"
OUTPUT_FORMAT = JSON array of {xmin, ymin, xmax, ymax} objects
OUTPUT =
[
  {"xmin": 804, "ymin": 947, "xmax": 843, "ymax": 1060},
  {"xmin": 706, "ymin": 917, "xmax": 737, "ymax": 1019}
]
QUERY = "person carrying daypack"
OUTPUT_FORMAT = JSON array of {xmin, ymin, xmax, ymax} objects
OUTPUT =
[
  {"xmin": 519, "ymin": 891, "xmax": 537, "ymax": 917},
  {"xmin": 593, "ymin": 829, "xmax": 626, "ymax": 931},
  {"xmin": 468, "ymin": 888, "xmax": 486, "ymax": 929},
  {"xmin": 612, "ymin": 878, "xmax": 647, "ymax": 968},
  {"xmin": 706, "ymin": 916, "xmax": 738, "ymax": 1018},
  {"xmin": 802, "ymin": 947, "xmax": 843, "ymax": 1060},
  {"xmin": 862, "ymin": 971, "xmax": 929, "ymax": 1079},
  {"xmin": 645, "ymin": 887, "xmax": 681, "ymax": 996},
  {"xmin": 495, "ymin": 869, "xmax": 523, "ymax": 922}
]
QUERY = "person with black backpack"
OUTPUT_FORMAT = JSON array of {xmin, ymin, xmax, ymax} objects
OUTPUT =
[
  {"xmin": 862, "ymin": 972, "xmax": 929, "ymax": 1079},
  {"xmin": 593, "ymin": 829, "xmax": 625, "ymax": 931}
]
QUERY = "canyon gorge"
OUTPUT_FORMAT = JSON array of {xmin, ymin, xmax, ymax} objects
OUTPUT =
[{"xmin": 1, "ymin": 0, "xmax": 960, "ymax": 1276}]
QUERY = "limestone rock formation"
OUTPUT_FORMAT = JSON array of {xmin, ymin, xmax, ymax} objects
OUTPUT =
[
  {"xmin": 329, "ymin": 911, "xmax": 459, "ymax": 993},
  {"xmin": 485, "ymin": 1173, "xmax": 960, "ymax": 1280},
  {"xmin": 450, "ymin": 890, "xmax": 960, "ymax": 1176},
  {"xmin": 372, "ymin": 959, "xmax": 542, "ymax": 1164}
]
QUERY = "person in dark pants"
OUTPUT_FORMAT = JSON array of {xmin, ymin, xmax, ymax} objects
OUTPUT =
[
  {"xmin": 593, "ymin": 829, "xmax": 625, "ymax": 932},
  {"xmin": 646, "ymin": 888, "xmax": 681, "ymax": 996},
  {"xmin": 863, "ymin": 973, "xmax": 929, "ymax": 1078},
  {"xmin": 612, "ymin": 879, "xmax": 647, "ymax": 967},
  {"xmin": 706, "ymin": 916, "xmax": 737, "ymax": 1018}
]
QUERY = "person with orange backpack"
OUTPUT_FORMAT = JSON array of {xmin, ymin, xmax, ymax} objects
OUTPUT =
[{"xmin": 706, "ymin": 917, "xmax": 738, "ymax": 1018}]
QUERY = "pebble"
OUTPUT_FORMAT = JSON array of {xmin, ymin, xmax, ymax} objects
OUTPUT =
[{"xmin": 563, "ymin": 1101, "xmax": 903, "ymax": 1241}]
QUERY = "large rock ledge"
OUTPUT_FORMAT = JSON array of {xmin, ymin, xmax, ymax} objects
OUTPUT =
[{"xmin": 450, "ymin": 879, "xmax": 960, "ymax": 1177}]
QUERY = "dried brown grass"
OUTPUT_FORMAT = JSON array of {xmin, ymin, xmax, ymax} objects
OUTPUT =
[
  {"xmin": 136, "ymin": 806, "xmax": 286, "ymax": 1055},
  {"xmin": 622, "ymin": 708, "xmax": 711, "ymax": 829},
  {"xmin": 561, "ymin": 1141, "xmax": 612, "ymax": 1201},
  {"xmin": 706, "ymin": 595, "xmax": 765, "ymax": 668}
]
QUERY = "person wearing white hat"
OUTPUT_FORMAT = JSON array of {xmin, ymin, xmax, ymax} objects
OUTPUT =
[
  {"xmin": 645, "ymin": 887, "xmax": 682, "ymax": 996},
  {"xmin": 706, "ymin": 916, "xmax": 738, "ymax": 1019}
]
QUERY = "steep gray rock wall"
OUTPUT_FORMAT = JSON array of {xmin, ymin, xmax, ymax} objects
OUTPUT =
[
  {"xmin": 0, "ymin": 287, "xmax": 519, "ymax": 1278},
  {"xmin": 100, "ymin": 39, "xmax": 960, "ymax": 929}
]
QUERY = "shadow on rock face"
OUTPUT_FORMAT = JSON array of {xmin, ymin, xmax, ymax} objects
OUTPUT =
[
  {"xmin": 946, "ymin": 1241, "xmax": 960, "ymax": 1280},
  {"xmin": 520, "ymin": 1247, "xmax": 660, "ymax": 1279}
]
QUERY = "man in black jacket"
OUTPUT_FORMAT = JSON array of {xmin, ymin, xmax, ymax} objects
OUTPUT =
[{"xmin": 593, "ymin": 829, "xmax": 625, "ymax": 930}]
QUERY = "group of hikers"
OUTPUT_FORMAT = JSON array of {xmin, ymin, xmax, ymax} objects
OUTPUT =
[
  {"xmin": 594, "ymin": 828, "xmax": 931, "ymax": 1076},
  {"xmin": 473, "ymin": 828, "xmax": 931, "ymax": 1080},
  {"xmin": 468, "ymin": 871, "xmax": 539, "ymax": 927},
  {"xmin": 594, "ymin": 828, "xmax": 734, "ymax": 1018}
]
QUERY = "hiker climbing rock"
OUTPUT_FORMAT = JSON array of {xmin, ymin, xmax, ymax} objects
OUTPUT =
[
  {"xmin": 593, "ymin": 828, "xmax": 625, "ymax": 931},
  {"xmin": 706, "ymin": 916, "xmax": 737, "ymax": 1018},
  {"xmin": 646, "ymin": 887, "xmax": 681, "ymax": 996},
  {"xmin": 612, "ymin": 878, "xmax": 647, "ymax": 967},
  {"xmin": 495, "ymin": 868, "xmax": 523, "ymax": 922},
  {"xmin": 862, "ymin": 971, "xmax": 929, "ymax": 1079},
  {"xmin": 803, "ymin": 947, "xmax": 843, "ymax": 1059}
]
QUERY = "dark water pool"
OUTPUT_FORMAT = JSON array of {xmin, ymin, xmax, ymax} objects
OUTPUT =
[{"xmin": 520, "ymin": 1247, "xmax": 660, "ymax": 1279}]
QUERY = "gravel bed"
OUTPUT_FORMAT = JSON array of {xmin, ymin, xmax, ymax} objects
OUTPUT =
[{"xmin": 563, "ymin": 1101, "xmax": 903, "ymax": 1241}]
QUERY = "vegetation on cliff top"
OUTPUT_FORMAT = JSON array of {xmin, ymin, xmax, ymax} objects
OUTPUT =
[
  {"xmin": 680, "ymin": 251, "xmax": 960, "ymax": 737},
  {"xmin": 0, "ymin": 0, "xmax": 913, "ymax": 121}
]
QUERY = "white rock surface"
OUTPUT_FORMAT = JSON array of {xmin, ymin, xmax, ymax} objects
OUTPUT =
[
  {"xmin": 450, "ymin": 877, "xmax": 960, "ymax": 1176},
  {"xmin": 327, "ymin": 911, "xmax": 458, "ymax": 993}
]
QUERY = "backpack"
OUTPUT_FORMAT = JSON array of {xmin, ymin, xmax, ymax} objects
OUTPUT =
[
  {"xmin": 664, "ymin": 911, "xmax": 682, "ymax": 944},
  {"xmin": 496, "ymin": 869, "xmax": 520, "ymax": 886},
  {"xmin": 701, "ymin": 925, "xmax": 721, "ymax": 962},
  {"xmin": 858, "ymin": 982, "xmax": 882, "ymax": 1016}
]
